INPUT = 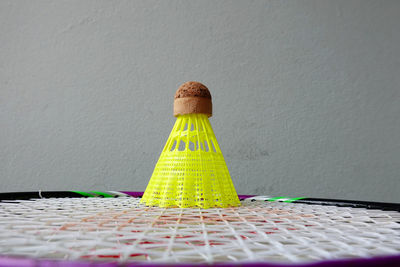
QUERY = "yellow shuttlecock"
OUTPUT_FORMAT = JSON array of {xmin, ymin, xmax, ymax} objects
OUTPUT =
[{"xmin": 141, "ymin": 81, "xmax": 240, "ymax": 208}]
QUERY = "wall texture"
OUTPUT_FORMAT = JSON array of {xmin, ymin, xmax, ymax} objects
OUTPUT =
[{"xmin": 1, "ymin": 0, "xmax": 399, "ymax": 202}]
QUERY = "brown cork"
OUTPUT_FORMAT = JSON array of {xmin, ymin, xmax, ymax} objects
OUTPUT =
[{"xmin": 174, "ymin": 81, "xmax": 212, "ymax": 117}]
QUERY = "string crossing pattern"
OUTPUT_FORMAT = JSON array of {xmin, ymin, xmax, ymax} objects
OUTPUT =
[{"xmin": 0, "ymin": 197, "xmax": 399, "ymax": 264}]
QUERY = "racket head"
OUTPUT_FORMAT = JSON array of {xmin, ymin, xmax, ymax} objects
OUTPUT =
[{"xmin": 0, "ymin": 191, "xmax": 399, "ymax": 267}]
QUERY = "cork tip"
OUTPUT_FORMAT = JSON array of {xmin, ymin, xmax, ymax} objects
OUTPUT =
[
  {"xmin": 175, "ymin": 81, "xmax": 211, "ymax": 99},
  {"xmin": 174, "ymin": 81, "xmax": 212, "ymax": 117}
]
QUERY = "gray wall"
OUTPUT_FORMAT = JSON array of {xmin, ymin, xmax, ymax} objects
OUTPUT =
[{"xmin": 1, "ymin": 0, "xmax": 399, "ymax": 202}]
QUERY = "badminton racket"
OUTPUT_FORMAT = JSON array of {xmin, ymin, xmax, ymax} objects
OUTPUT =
[{"xmin": 0, "ymin": 191, "xmax": 399, "ymax": 267}]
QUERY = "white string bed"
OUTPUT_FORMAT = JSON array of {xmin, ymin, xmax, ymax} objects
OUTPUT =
[{"xmin": 0, "ymin": 197, "xmax": 399, "ymax": 264}]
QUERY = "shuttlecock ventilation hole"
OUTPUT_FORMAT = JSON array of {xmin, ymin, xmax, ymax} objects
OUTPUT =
[{"xmin": 168, "ymin": 121, "xmax": 217, "ymax": 152}]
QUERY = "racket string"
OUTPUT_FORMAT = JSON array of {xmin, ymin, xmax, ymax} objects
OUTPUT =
[{"xmin": 0, "ymin": 197, "xmax": 399, "ymax": 263}]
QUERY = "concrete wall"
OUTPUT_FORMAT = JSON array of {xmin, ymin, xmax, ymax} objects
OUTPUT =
[{"xmin": 1, "ymin": 0, "xmax": 399, "ymax": 202}]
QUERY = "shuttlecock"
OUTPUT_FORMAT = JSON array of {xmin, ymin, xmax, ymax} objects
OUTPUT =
[{"xmin": 141, "ymin": 81, "xmax": 240, "ymax": 208}]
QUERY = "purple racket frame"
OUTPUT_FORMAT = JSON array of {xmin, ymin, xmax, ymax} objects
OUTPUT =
[{"xmin": 0, "ymin": 191, "xmax": 399, "ymax": 267}]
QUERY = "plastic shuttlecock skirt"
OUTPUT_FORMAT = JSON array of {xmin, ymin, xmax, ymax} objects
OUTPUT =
[{"xmin": 141, "ymin": 114, "xmax": 240, "ymax": 208}]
